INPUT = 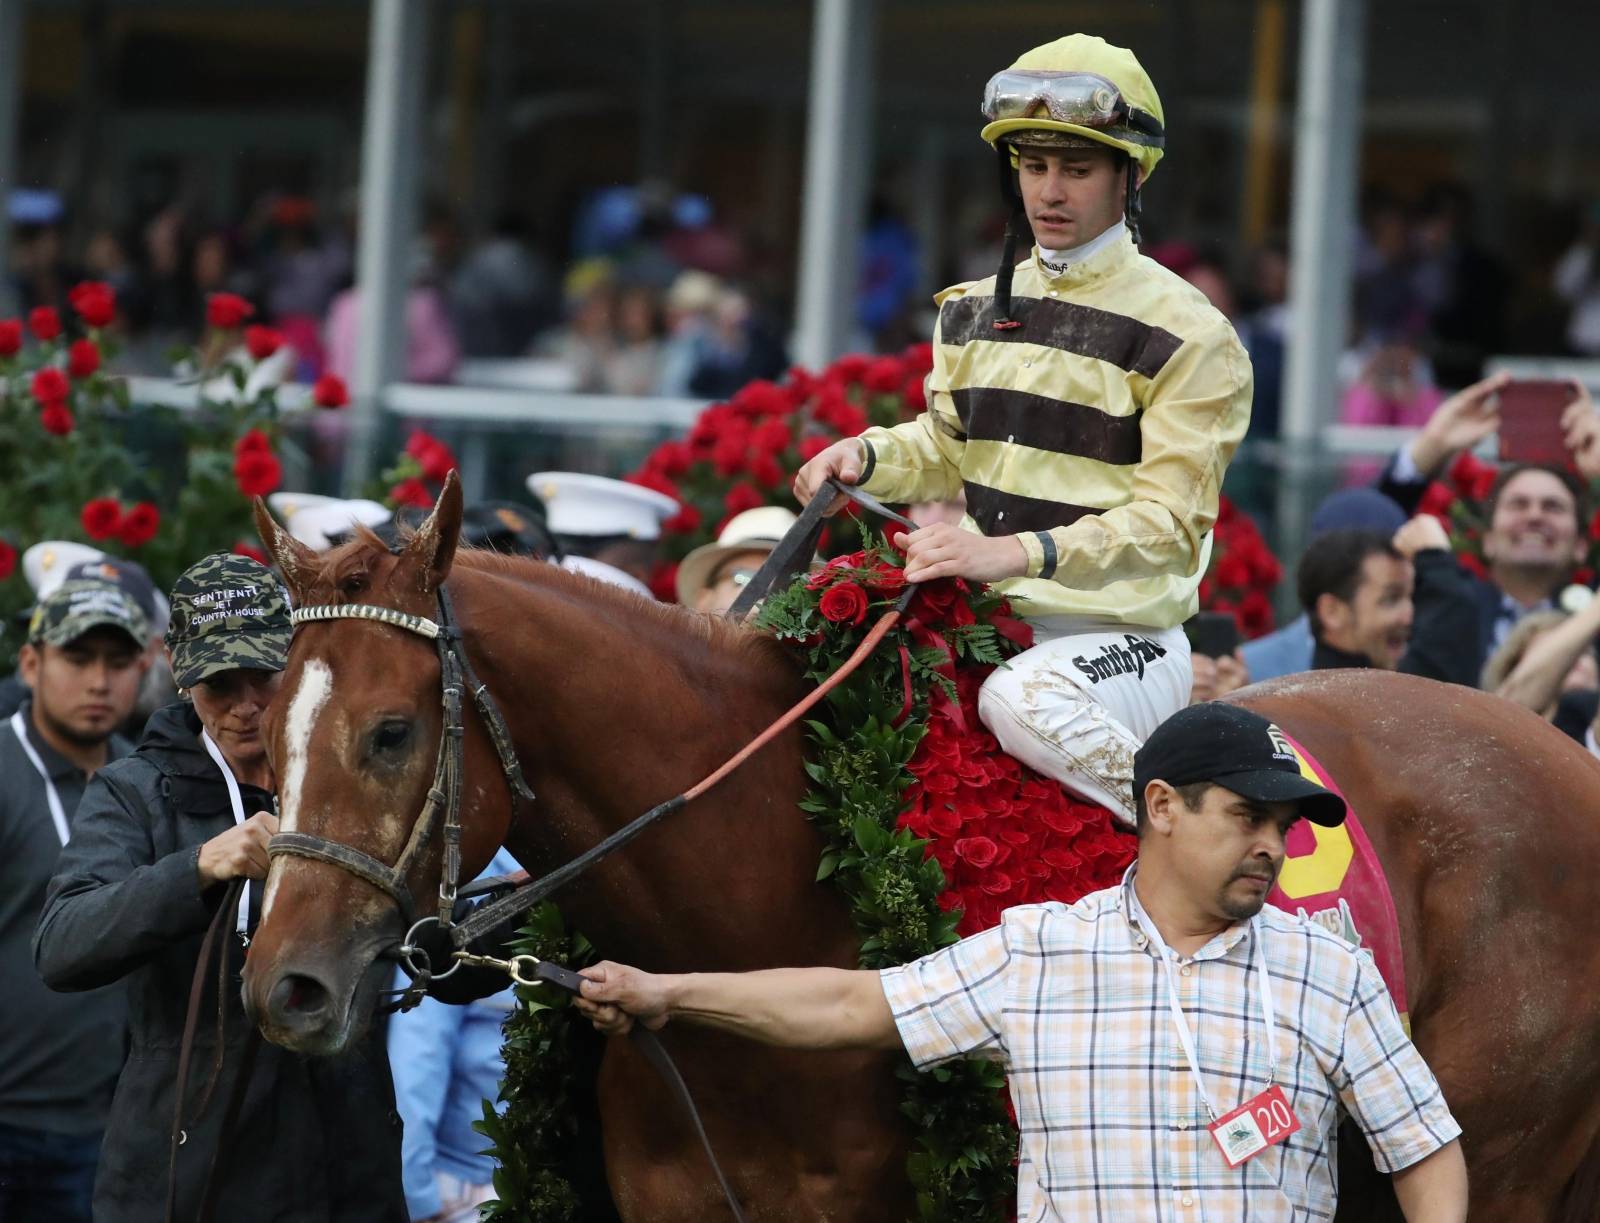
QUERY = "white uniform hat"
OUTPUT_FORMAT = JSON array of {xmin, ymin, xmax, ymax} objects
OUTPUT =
[
  {"xmin": 23, "ymin": 541, "xmax": 105, "ymax": 597},
  {"xmin": 675, "ymin": 506, "xmax": 801, "ymax": 604},
  {"xmin": 266, "ymin": 492, "xmax": 393, "ymax": 551},
  {"xmin": 526, "ymin": 472, "xmax": 679, "ymax": 540}
]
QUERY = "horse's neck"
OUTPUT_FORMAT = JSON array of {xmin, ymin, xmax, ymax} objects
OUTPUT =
[{"xmin": 461, "ymin": 565, "xmax": 843, "ymax": 965}]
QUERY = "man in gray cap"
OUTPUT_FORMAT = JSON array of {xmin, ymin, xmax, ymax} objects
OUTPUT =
[{"xmin": 0, "ymin": 579, "xmax": 149, "ymax": 1221}]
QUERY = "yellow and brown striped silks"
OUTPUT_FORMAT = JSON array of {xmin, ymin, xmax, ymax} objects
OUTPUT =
[{"xmin": 858, "ymin": 229, "xmax": 1252, "ymax": 630}]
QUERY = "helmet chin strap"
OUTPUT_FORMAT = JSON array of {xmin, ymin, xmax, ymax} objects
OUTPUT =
[
  {"xmin": 1125, "ymin": 155, "xmax": 1144, "ymax": 245},
  {"xmin": 991, "ymin": 144, "xmax": 1028, "ymax": 331}
]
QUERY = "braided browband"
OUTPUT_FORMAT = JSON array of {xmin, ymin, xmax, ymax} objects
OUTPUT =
[{"xmin": 291, "ymin": 603, "xmax": 441, "ymax": 639}]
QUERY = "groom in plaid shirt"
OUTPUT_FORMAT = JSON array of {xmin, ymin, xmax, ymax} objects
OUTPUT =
[{"xmin": 577, "ymin": 703, "xmax": 1467, "ymax": 1220}]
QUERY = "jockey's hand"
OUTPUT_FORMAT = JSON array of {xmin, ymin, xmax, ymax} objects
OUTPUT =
[
  {"xmin": 576, "ymin": 961, "xmax": 671, "ymax": 1037},
  {"xmin": 197, "ymin": 812, "xmax": 279, "ymax": 887},
  {"xmin": 1561, "ymin": 380, "xmax": 1600, "ymax": 479},
  {"xmin": 903, "ymin": 523, "xmax": 1029, "ymax": 585},
  {"xmin": 793, "ymin": 438, "xmax": 866, "ymax": 515},
  {"xmin": 1409, "ymin": 370, "xmax": 1509, "ymax": 477}
]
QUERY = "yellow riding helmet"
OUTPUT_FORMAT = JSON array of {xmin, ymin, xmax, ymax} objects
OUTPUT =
[{"xmin": 980, "ymin": 34, "xmax": 1165, "ymax": 183}]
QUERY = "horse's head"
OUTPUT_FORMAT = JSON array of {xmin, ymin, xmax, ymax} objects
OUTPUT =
[{"xmin": 242, "ymin": 474, "xmax": 509, "ymax": 1054}]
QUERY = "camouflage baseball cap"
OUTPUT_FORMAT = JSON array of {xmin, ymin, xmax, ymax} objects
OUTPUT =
[
  {"xmin": 164, "ymin": 553, "xmax": 292, "ymax": 689},
  {"xmin": 28, "ymin": 579, "xmax": 150, "ymax": 649}
]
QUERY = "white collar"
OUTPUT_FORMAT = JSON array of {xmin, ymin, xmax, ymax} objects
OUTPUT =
[{"xmin": 1037, "ymin": 220, "xmax": 1128, "ymax": 274}]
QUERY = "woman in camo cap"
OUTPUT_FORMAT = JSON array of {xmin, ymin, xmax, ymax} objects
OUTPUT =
[{"xmin": 34, "ymin": 554, "xmax": 407, "ymax": 1222}]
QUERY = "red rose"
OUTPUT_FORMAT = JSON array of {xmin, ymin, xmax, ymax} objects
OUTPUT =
[
  {"xmin": 68, "ymin": 281, "xmax": 117, "ymax": 328},
  {"xmin": 1213, "ymin": 552, "xmax": 1251, "ymax": 590},
  {"xmin": 827, "ymin": 354, "xmax": 871, "ymax": 386},
  {"xmin": 865, "ymin": 564, "xmax": 906, "ymax": 594},
  {"xmin": 818, "ymin": 581, "xmax": 870, "ymax": 625},
  {"xmin": 29, "ymin": 306, "xmax": 61, "ymax": 341},
  {"xmin": 206, "ymin": 292, "xmax": 255, "ymax": 329},
  {"xmin": 797, "ymin": 434, "xmax": 832, "ymax": 462},
  {"xmin": 649, "ymin": 439, "xmax": 692, "ymax": 478},
  {"xmin": 39, "ymin": 402, "xmax": 74, "ymax": 436},
  {"xmin": 1589, "ymin": 510, "xmax": 1600, "ymax": 543},
  {"xmin": 0, "ymin": 319, "xmax": 23, "ymax": 356},
  {"xmin": 731, "ymin": 380, "xmax": 792, "ymax": 418},
  {"xmin": 863, "ymin": 357, "xmax": 907, "ymax": 394},
  {"xmin": 118, "ymin": 502, "xmax": 160, "ymax": 548},
  {"xmin": 662, "ymin": 505, "xmax": 702, "ymax": 535},
  {"xmin": 902, "ymin": 373, "xmax": 927, "ymax": 413},
  {"xmin": 750, "ymin": 453, "xmax": 785, "ymax": 489},
  {"xmin": 232, "ymin": 540, "xmax": 267, "ymax": 565},
  {"xmin": 245, "ymin": 325, "xmax": 284, "ymax": 360},
  {"xmin": 234, "ymin": 427, "xmax": 272, "ymax": 457},
  {"xmin": 712, "ymin": 434, "xmax": 749, "ymax": 477},
  {"xmin": 1418, "ymin": 482, "xmax": 1455, "ymax": 519},
  {"xmin": 751, "ymin": 418, "xmax": 792, "ymax": 455},
  {"xmin": 722, "ymin": 482, "xmax": 764, "ymax": 518},
  {"xmin": 0, "ymin": 538, "xmax": 14, "ymax": 581},
  {"xmin": 232, "ymin": 450, "xmax": 283, "ymax": 497},
  {"xmin": 954, "ymin": 835, "xmax": 1000, "ymax": 869},
  {"xmin": 391, "ymin": 477, "xmax": 434, "ymax": 509},
  {"xmin": 628, "ymin": 469, "xmax": 677, "ymax": 500},
  {"xmin": 67, "ymin": 339, "xmax": 100, "ymax": 379},
  {"xmin": 909, "ymin": 578, "xmax": 969, "ymax": 624},
  {"xmin": 1249, "ymin": 546, "xmax": 1282, "ymax": 588},
  {"xmin": 1456, "ymin": 551, "xmax": 1487, "ymax": 579},
  {"xmin": 1239, "ymin": 590, "xmax": 1274, "ymax": 639},
  {"xmin": 311, "ymin": 372, "xmax": 349, "ymax": 409},
  {"xmin": 404, "ymin": 430, "xmax": 457, "ymax": 482},
  {"xmin": 31, "ymin": 367, "xmax": 68, "ymax": 402},
  {"xmin": 81, "ymin": 498, "xmax": 123, "ymax": 541},
  {"xmin": 902, "ymin": 341, "xmax": 935, "ymax": 377}
]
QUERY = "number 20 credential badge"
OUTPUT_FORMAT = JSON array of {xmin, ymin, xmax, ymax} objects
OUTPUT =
[{"xmin": 1206, "ymin": 1085, "xmax": 1301, "ymax": 1167}]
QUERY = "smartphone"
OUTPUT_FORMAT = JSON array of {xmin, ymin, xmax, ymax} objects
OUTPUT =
[
  {"xmin": 1497, "ymin": 379, "xmax": 1581, "ymax": 466},
  {"xmin": 1185, "ymin": 611, "xmax": 1240, "ymax": 659}
]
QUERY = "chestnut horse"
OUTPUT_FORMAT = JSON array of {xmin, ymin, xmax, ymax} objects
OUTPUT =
[{"xmin": 242, "ymin": 479, "xmax": 1600, "ymax": 1221}]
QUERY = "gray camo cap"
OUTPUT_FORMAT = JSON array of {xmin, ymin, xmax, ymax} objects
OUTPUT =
[{"xmin": 164, "ymin": 553, "xmax": 292, "ymax": 688}]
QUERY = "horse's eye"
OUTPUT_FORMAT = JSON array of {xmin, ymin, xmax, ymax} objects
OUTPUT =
[
  {"xmin": 339, "ymin": 572, "xmax": 369, "ymax": 597},
  {"xmin": 372, "ymin": 720, "xmax": 412, "ymax": 754}
]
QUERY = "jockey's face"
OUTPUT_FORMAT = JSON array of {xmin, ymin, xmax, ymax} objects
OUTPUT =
[
  {"xmin": 1015, "ymin": 145, "xmax": 1127, "ymax": 251},
  {"xmin": 1320, "ymin": 552, "xmax": 1414, "ymax": 670}
]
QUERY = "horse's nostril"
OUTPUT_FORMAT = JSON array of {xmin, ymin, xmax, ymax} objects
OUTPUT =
[{"xmin": 269, "ymin": 972, "xmax": 332, "ymax": 1028}]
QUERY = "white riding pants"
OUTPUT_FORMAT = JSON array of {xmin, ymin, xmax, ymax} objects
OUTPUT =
[{"xmin": 978, "ymin": 621, "xmax": 1192, "ymax": 827}]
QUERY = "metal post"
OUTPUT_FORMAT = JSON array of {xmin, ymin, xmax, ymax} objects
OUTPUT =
[
  {"xmin": 793, "ymin": 0, "xmax": 876, "ymax": 370},
  {"xmin": 0, "ymin": 0, "xmax": 24, "ymax": 315},
  {"xmin": 1278, "ymin": 0, "xmax": 1365, "ymax": 561},
  {"xmin": 344, "ymin": 0, "xmax": 430, "ymax": 496}
]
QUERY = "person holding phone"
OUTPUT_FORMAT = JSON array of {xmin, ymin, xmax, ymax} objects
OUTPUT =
[{"xmin": 795, "ymin": 34, "xmax": 1252, "ymax": 828}]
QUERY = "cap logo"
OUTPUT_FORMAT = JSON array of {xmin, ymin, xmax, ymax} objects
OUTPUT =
[{"xmin": 1266, "ymin": 724, "xmax": 1296, "ymax": 762}]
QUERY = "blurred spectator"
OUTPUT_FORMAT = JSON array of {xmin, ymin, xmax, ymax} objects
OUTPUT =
[
  {"xmin": 1235, "ymin": 240, "xmax": 1289, "ymax": 437},
  {"xmin": 1180, "ymin": 256, "xmax": 1237, "ymax": 320},
  {"xmin": 260, "ymin": 196, "xmax": 349, "ymax": 325},
  {"xmin": 686, "ymin": 287, "xmax": 787, "ymax": 400},
  {"xmin": 450, "ymin": 214, "xmax": 552, "ymax": 357},
  {"xmin": 1353, "ymin": 189, "xmax": 1423, "ymax": 347},
  {"xmin": 676, "ymin": 507, "xmax": 801, "ymax": 614},
  {"xmin": 1553, "ymin": 203, "xmax": 1600, "ymax": 356},
  {"xmin": 539, "ymin": 260, "xmax": 617, "ymax": 393},
  {"xmin": 858, "ymin": 195, "xmax": 920, "ymax": 347},
  {"xmin": 1481, "ymin": 605, "xmax": 1600, "ymax": 742},
  {"xmin": 1338, "ymin": 343, "xmax": 1445, "ymax": 483},
  {"xmin": 325, "ymin": 246, "xmax": 460, "ymax": 386},
  {"xmin": 1188, "ymin": 651, "xmax": 1249, "ymax": 704},
  {"xmin": 603, "ymin": 283, "xmax": 665, "ymax": 396},
  {"xmin": 1240, "ymin": 487, "xmax": 1408, "ymax": 682},
  {"xmin": 655, "ymin": 271, "xmax": 722, "ymax": 396},
  {"xmin": 1297, "ymin": 518, "xmax": 1480, "ymax": 686},
  {"xmin": 1412, "ymin": 183, "xmax": 1509, "ymax": 383}
]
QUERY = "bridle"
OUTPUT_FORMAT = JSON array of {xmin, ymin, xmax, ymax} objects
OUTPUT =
[{"xmin": 268, "ymin": 589, "xmax": 535, "ymax": 974}]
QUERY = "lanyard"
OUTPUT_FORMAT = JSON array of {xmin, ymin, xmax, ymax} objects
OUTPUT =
[
  {"xmin": 1130, "ymin": 887, "xmax": 1279, "ymax": 1121},
  {"xmin": 10, "ymin": 711, "xmax": 70, "ymax": 847},
  {"xmin": 199, "ymin": 730, "xmax": 252, "ymax": 939}
]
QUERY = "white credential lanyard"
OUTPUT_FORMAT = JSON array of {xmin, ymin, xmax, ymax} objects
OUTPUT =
[
  {"xmin": 199, "ymin": 730, "xmax": 252, "ymax": 938},
  {"xmin": 1131, "ymin": 888, "xmax": 1279, "ymax": 1122},
  {"xmin": 10, "ymin": 710, "xmax": 70, "ymax": 847}
]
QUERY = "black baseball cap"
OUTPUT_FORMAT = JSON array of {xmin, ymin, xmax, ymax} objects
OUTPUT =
[{"xmin": 1133, "ymin": 703, "xmax": 1347, "ymax": 827}]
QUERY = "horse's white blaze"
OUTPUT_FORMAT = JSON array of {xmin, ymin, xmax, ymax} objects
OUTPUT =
[{"xmin": 263, "ymin": 658, "xmax": 333, "ymax": 919}]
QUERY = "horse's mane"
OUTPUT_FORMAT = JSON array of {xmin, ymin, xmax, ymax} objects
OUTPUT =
[{"xmin": 301, "ymin": 525, "xmax": 783, "ymax": 665}]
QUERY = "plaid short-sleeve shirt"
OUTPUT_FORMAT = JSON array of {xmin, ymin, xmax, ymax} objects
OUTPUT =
[{"xmin": 879, "ymin": 869, "xmax": 1460, "ymax": 1221}]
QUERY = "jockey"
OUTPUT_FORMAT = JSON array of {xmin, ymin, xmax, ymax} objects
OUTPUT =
[{"xmin": 796, "ymin": 33, "xmax": 1253, "ymax": 826}]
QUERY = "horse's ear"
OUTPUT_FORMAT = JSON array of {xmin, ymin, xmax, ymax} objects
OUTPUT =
[
  {"xmin": 251, "ymin": 497, "xmax": 318, "ymax": 598},
  {"xmin": 400, "ymin": 470, "xmax": 463, "ymax": 593}
]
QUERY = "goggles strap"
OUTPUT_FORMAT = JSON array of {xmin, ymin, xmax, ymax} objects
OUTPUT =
[{"xmin": 992, "ymin": 145, "xmax": 1026, "ymax": 331}]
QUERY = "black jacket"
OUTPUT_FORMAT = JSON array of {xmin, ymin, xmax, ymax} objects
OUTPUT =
[
  {"xmin": 1310, "ymin": 549, "xmax": 1484, "ymax": 687},
  {"xmin": 33, "ymin": 702, "xmax": 406, "ymax": 1223}
]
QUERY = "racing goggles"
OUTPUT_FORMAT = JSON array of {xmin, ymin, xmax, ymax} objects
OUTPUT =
[{"xmin": 982, "ymin": 70, "xmax": 1164, "ymax": 147}]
